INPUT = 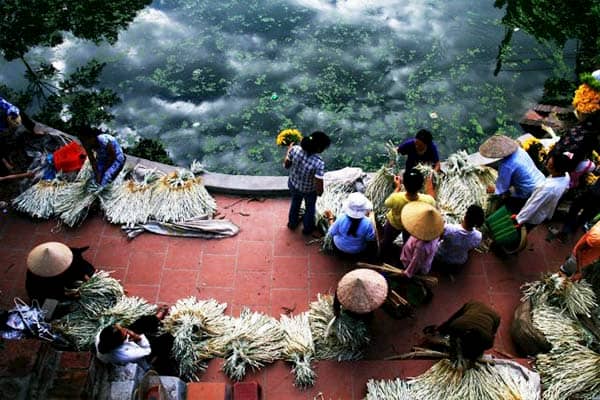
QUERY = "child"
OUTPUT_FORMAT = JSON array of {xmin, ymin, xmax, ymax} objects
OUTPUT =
[
  {"xmin": 284, "ymin": 131, "xmax": 331, "ymax": 235},
  {"xmin": 435, "ymin": 205, "xmax": 485, "ymax": 268}
]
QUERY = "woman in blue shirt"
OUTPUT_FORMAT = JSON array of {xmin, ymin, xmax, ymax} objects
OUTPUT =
[
  {"xmin": 77, "ymin": 126, "xmax": 125, "ymax": 186},
  {"xmin": 326, "ymin": 192, "xmax": 377, "ymax": 261}
]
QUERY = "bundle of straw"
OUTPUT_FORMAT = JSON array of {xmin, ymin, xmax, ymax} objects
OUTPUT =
[
  {"xmin": 12, "ymin": 177, "xmax": 66, "ymax": 219},
  {"xmin": 100, "ymin": 169, "xmax": 162, "ymax": 225},
  {"xmin": 416, "ymin": 151, "xmax": 497, "ymax": 224},
  {"xmin": 151, "ymin": 169, "xmax": 217, "ymax": 222},
  {"xmin": 364, "ymin": 166, "xmax": 395, "ymax": 226},
  {"xmin": 410, "ymin": 359, "xmax": 539, "ymax": 400},
  {"xmin": 316, "ymin": 181, "xmax": 354, "ymax": 233},
  {"xmin": 531, "ymin": 304, "xmax": 586, "ymax": 345},
  {"xmin": 280, "ymin": 312, "xmax": 316, "ymax": 389},
  {"xmin": 66, "ymin": 270, "xmax": 125, "ymax": 318},
  {"xmin": 536, "ymin": 343, "xmax": 600, "ymax": 400},
  {"xmin": 521, "ymin": 273, "xmax": 597, "ymax": 318},
  {"xmin": 98, "ymin": 296, "xmax": 157, "ymax": 328},
  {"xmin": 160, "ymin": 297, "xmax": 232, "ymax": 381},
  {"xmin": 308, "ymin": 294, "xmax": 370, "ymax": 361},
  {"xmin": 219, "ymin": 308, "xmax": 285, "ymax": 381},
  {"xmin": 365, "ymin": 378, "xmax": 414, "ymax": 400}
]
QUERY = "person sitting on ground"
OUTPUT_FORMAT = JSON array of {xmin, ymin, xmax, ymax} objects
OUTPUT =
[
  {"xmin": 560, "ymin": 220, "xmax": 600, "ymax": 281},
  {"xmin": 434, "ymin": 205, "xmax": 485, "ymax": 269},
  {"xmin": 381, "ymin": 168, "xmax": 436, "ymax": 263},
  {"xmin": 284, "ymin": 130, "xmax": 331, "ymax": 235},
  {"xmin": 397, "ymin": 129, "xmax": 441, "ymax": 173},
  {"xmin": 95, "ymin": 306, "xmax": 175, "ymax": 373},
  {"xmin": 325, "ymin": 192, "xmax": 377, "ymax": 262},
  {"xmin": 425, "ymin": 301, "xmax": 500, "ymax": 363},
  {"xmin": 332, "ymin": 268, "xmax": 388, "ymax": 322},
  {"xmin": 76, "ymin": 126, "xmax": 125, "ymax": 187},
  {"xmin": 480, "ymin": 134, "xmax": 545, "ymax": 213},
  {"xmin": 515, "ymin": 152, "xmax": 570, "ymax": 231},
  {"xmin": 25, "ymin": 242, "xmax": 95, "ymax": 304},
  {"xmin": 398, "ymin": 201, "xmax": 444, "ymax": 278}
]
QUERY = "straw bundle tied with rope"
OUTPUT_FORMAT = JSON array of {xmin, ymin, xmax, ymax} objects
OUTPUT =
[
  {"xmin": 151, "ymin": 169, "xmax": 217, "ymax": 222},
  {"xmin": 364, "ymin": 165, "xmax": 395, "ymax": 226},
  {"xmin": 308, "ymin": 294, "xmax": 370, "ymax": 361},
  {"xmin": 12, "ymin": 177, "xmax": 67, "ymax": 219},
  {"xmin": 160, "ymin": 297, "xmax": 231, "ymax": 381},
  {"xmin": 101, "ymin": 169, "xmax": 162, "ymax": 225},
  {"xmin": 280, "ymin": 312, "xmax": 316, "ymax": 389},
  {"xmin": 416, "ymin": 151, "xmax": 497, "ymax": 224},
  {"xmin": 521, "ymin": 273, "xmax": 597, "ymax": 318},
  {"xmin": 219, "ymin": 308, "xmax": 285, "ymax": 381}
]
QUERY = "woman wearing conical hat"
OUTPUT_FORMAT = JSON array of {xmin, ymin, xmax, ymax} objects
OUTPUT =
[
  {"xmin": 25, "ymin": 242, "xmax": 95, "ymax": 303},
  {"xmin": 398, "ymin": 201, "xmax": 444, "ymax": 278},
  {"xmin": 480, "ymin": 133, "xmax": 545, "ymax": 213}
]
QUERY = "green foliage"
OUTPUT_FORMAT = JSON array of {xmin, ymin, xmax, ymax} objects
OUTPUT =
[
  {"xmin": 0, "ymin": 0, "xmax": 152, "ymax": 61},
  {"xmin": 541, "ymin": 77, "xmax": 577, "ymax": 106},
  {"xmin": 127, "ymin": 138, "xmax": 173, "ymax": 165}
]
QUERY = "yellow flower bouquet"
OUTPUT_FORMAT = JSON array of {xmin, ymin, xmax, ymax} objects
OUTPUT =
[
  {"xmin": 276, "ymin": 129, "xmax": 303, "ymax": 146},
  {"xmin": 573, "ymin": 73, "xmax": 600, "ymax": 115}
]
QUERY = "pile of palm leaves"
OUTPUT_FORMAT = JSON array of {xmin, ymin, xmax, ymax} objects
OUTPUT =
[
  {"xmin": 416, "ymin": 151, "xmax": 497, "ymax": 224},
  {"xmin": 12, "ymin": 176, "xmax": 67, "ymax": 219},
  {"xmin": 530, "ymin": 304, "xmax": 587, "ymax": 344},
  {"xmin": 315, "ymin": 181, "xmax": 354, "ymax": 234},
  {"xmin": 364, "ymin": 166, "xmax": 395, "ymax": 226},
  {"xmin": 217, "ymin": 308, "xmax": 284, "ymax": 381},
  {"xmin": 409, "ymin": 359, "xmax": 539, "ymax": 400},
  {"xmin": 521, "ymin": 272, "xmax": 597, "ymax": 318},
  {"xmin": 151, "ymin": 169, "xmax": 217, "ymax": 222},
  {"xmin": 160, "ymin": 297, "xmax": 231, "ymax": 381},
  {"xmin": 101, "ymin": 169, "xmax": 162, "ymax": 226},
  {"xmin": 280, "ymin": 312, "xmax": 316, "ymax": 389},
  {"xmin": 308, "ymin": 294, "xmax": 370, "ymax": 361},
  {"xmin": 365, "ymin": 378, "xmax": 414, "ymax": 400}
]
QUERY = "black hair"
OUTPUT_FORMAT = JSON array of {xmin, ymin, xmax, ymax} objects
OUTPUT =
[
  {"xmin": 346, "ymin": 217, "xmax": 362, "ymax": 237},
  {"xmin": 465, "ymin": 205, "xmax": 485, "ymax": 228},
  {"xmin": 415, "ymin": 129, "xmax": 433, "ymax": 145},
  {"xmin": 300, "ymin": 131, "xmax": 331, "ymax": 155},
  {"xmin": 549, "ymin": 152, "xmax": 570, "ymax": 175},
  {"xmin": 402, "ymin": 168, "xmax": 424, "ymax": 193},
  {"xmin": 75, "ymin": 125, "xmax": 102, "ymax": 140},
  {"xmin": 97, "ymin": 325, "xmax": 125, "ymax": 354}
]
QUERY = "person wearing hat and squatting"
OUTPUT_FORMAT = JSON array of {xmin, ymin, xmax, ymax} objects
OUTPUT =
[
  {"xmin": 25, "ymin": 242, "xmax": 96, "ymax": 304},
  {"xmin": 398, "ymin": 201, "xmax": 444, "ymax": 278},
  {"xmin": 434, "ymin": 205, "xmax": 485, "ymax": 271},
  {"xmin": 76, "ymin": 126, "xmax": 126, "ymax": 187},
  {"xmin": 325, "ymin": 192, "xmax": 377, "ymax": 262},
  {"xmin": 333, "ymin": 268, "xmax": 388, "ymax": 322},
  {"xmin": 381, "ymin": 168, "xmax": 436, "ymax": 264},
  {"xmin": 480, "ymin": 134, "xmax": 545, "ymax": 214},
  {"xmin": 284, "ymin": 131, "xmax": 331, "ymax": 236},
  {"xmin": 514, "ymin": 152, "xmax": 570, "ymax": 232}
]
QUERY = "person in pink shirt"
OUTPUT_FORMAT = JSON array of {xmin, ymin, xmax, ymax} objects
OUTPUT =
[{"xmin": 398, "ymin": 201, "xmax": 444, "ymax": 278}]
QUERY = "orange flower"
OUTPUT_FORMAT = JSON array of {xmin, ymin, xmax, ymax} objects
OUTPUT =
[{"xmin": 573, "ymin": 84, "xmax": 600, "ymax": 115}]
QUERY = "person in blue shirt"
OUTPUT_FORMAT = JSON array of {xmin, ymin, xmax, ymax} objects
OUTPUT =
[
  {"xmin": 397, "ymin": 129, "xmax": 441, "ymax": 173},
  {"xmin": 326, "ymin": 192, "xmax": 377, "ymax": 261},
  {"xmin": 77, "ymin": 126, "xmax": 125, "ymax": 187},
  {"xmin": 480, "ymin": 134, "xmax": 544, "ymax": 213}
]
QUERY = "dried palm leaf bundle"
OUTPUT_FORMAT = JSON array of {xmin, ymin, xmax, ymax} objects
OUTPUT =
[
  {"xmin": 365, "ymin": 378, "xmax": 414, "ymax": 400},
  {"xmin": 316, "ymin": 181, "xmax": 354, "ymax": 234},
  {"xmin": 12, "ymin": 176, "xmax": 67, "ymax": 219},
  {"xmin": 219, "ymin": 308, "xmax": 284, "ymax": 381},
  {"xmin": 410, "ymin": 359, "xmax": 539, "ymax": 400},
  {"xmin": 521, "ymin": 273, "xmax": 597, "ymax": 318},
  {"xmin": 66, "ymin": 270, "xmax": 125, "ymax": 318},
  {"xmin": 52, "ymin": 313, "xmax": 99, "ymax": 350},
  {"xmin": 280, "ymin": 312, "xmax": 316, "ymax": 389},
  {"xmin": 536, "ymin": 343, "xmax": 600, "ymax": 400},
  {"xmin": 308, "ymin": 294, "xmax": 370, "ymax": 361},
  {"xmin": 416, "ymin": 151, "xmax": 496, "ymax": 224},
  {"xmin": 160, "ymin": 297, "xmax": 232, "ymax": 381},
  {"xmin": 151, "ymin": 169, "xmax": 217, "ymax": 222},
  {"xmin": 364, "ymin": 166, "xmax": 395, "ymax": 225},
  {"xmin": 99, "ymin": 296, "xmax": 157, "ymax": 328},
  {"xmin": 531, "ymin": 304, "xmax": 586, "ymax": 345},
  {"xmin": 100, "ymin": 169, "xmax": 162, "ymax": 226}
]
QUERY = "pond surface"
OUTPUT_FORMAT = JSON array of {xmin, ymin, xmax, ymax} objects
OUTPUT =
[{"xmin": 1, "ymin": 0, "xmax": 573, "ymax": 174}]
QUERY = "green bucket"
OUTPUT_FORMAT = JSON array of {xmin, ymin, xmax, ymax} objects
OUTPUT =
[{"xmin": 486, "ymin": 206, "xmax": 519, "ymax": 246}]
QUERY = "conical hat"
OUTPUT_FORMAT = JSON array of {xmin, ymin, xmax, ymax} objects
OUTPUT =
[
  {"xmin": 27, "ymin": 242, "xmax": 73, "ymax": 277},
  {"xmin": 337, "ymin": 268, "xmax": 388, "ymax": 314},
  {"xmin": 479, "ymin": 134, "xmax": 519, "ymax": 159},
  {"xmin": 400, "ymin": 202, "xmax": 444, "ymax": 241}
]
